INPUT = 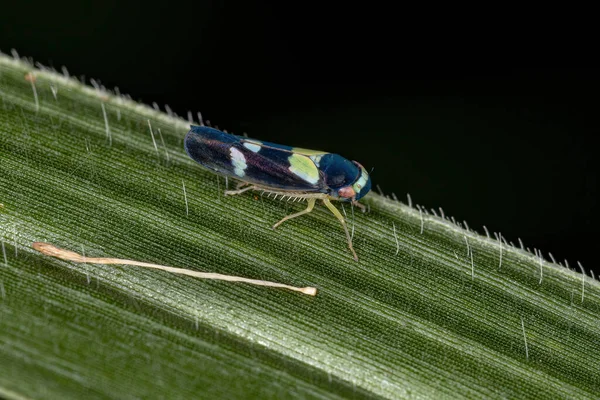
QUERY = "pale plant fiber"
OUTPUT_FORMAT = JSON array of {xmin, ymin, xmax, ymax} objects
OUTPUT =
[{"xmin": 1, "ymin": 53, "xmax": 599, "ymax": 399}]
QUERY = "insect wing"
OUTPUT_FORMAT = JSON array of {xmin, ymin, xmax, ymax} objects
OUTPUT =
[
  {"xmin": 240, "ymin": 137, "xmax": 328, "ymax": 157},
  {"xmin": 185, "ymin": 126, "xmax": 326, "ymax": 191}
]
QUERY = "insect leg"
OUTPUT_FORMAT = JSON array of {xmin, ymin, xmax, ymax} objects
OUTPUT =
[
  {"xmin": 272, "ymin": 198, "xmax": 315, "ymax": 229},
  {"xmin": 323, "ymin": 198, "xmax": 358, "ymax": 261},
  {"xmin": 352, "ymin": 200, "xmax": 367, "ymax": 213},
  {"xmin": 224, "ymin": 185, "xmax": 256, "ymax": 196},
  {"xmin": 235, "ymin": 181, "xmax": 250, "ymax": 190}
]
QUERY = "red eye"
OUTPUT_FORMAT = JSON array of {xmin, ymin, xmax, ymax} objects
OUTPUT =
[{"xmin": 338, "ymin": 186, "xmax": 356, "ymax": 198}]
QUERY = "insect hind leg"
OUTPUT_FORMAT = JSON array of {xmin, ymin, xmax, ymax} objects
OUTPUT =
[
  {"xmin": 224, "ymin": 185, "xmax": 256, "ymax": 196},
  {"xmin": 235, "ymin": 181, "xmax": 250, "ymax": 190},
  {"xmin": 272, "ymin": 198, "xmax": 316, "ymax": 229}
]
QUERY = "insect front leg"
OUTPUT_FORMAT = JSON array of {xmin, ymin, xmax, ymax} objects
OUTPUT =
[
  {"xmin": 272, "ymin": 198, "xmax": 316, "ymax": 229},
  {"xmin": 352, "ymin": 200, "xmax": 367, "ymax": 213},
  {"xmin": 323, "ymin": 198, "xmax": 359, "ymax": 261}
]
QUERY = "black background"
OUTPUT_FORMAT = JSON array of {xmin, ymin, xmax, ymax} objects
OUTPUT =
[{"xmin": 1, "ymin": 3, "xmax": 597, "ymax": 277}]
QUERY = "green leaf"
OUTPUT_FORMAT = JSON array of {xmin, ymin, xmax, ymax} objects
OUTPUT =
[{"xmin": 1, "ymin": 53, "xmax": 599, "ymax": 399}]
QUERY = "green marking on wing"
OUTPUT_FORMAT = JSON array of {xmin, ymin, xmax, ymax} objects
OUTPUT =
[
  {"xmin": 288, "ymin": 153, "xmax": 320, "ymax": 184},
  {"xmin": 292, "ymin": 147, "xmax": 328, "ymax": 156}
]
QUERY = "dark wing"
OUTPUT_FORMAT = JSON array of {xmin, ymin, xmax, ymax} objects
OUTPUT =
[{"xmin": 184, "ymin": 126, "xmax": 327, "ymax": 192}]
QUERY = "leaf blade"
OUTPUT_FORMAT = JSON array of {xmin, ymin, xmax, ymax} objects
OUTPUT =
[{"xmin": 1, "ymin": 54, "xmax": 599, "ymax": 399}]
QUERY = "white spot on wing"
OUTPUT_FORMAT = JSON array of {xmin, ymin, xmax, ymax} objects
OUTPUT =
[
  {"xmin": 230, "ymin": 147, "xmax": 247, "ymax": 177},
  {"xmin": 243, "ymin": 142, "xmax": 261, "ymax": 153}
]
